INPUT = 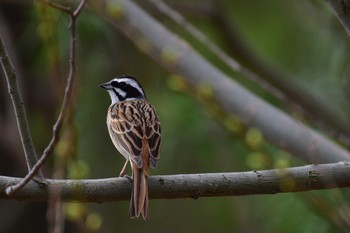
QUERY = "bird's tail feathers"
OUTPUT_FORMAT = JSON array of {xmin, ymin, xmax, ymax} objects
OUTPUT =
[{"xmin": 129, "ymin": 163, "xmax": 149, "ymax": 220}]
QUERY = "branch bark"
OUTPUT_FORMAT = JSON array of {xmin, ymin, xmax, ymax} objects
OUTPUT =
[
  {"xmin": 0, "ymin": 36, "xmax": 43, "ymax": 178},
  {"xmin": 93, "ymin": 0, "xmax": 350, "ymax": 164},
  {"xmin": 1, "ymin": 162, "xmax": 350, "ymax": 202}
]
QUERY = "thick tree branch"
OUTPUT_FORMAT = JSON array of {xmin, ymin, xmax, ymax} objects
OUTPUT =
[
  {"xmin": 1, "ymin": 162, "xmax": 350, "ymax": 202},
  {"xmin": 211, "ymin": 2, "xmax": 350, "ymax": 142},
  {"xmin": 151, "ymin": 0, "xmax": 350, "ymax": 144},
  {"xmin": 149, "ymin": 0, "xmax": 286, "ymax": 105},
  {"xmin": 93, "ymin": 0, "xmax": 350, "ymax": 163},
  {"xmin": 327, "ymin": 0, "xmax": 350, "ymax": 37},
  {"xmin": 0, "ymin": 36, "xmax": 43, "ymax": 178}
]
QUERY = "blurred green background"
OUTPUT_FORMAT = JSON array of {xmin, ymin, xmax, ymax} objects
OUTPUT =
[{"xmin": 0, "ymin": 0, "xmax": 349, "ymax": 232}]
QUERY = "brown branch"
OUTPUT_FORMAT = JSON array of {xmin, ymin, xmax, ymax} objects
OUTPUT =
[
  {"xmin": 1, "ymin": 162, "xmax": 350, "ymax": 201},
  {"xmin": 5, "ymin": 0, "xmax": 86, "ymax": 196},
  {"xmin": 0, "ymin": 36, "xmax": 43, "ymax": 178},
  {"xmin": 73, "ymin": 0, "xmax": 86, "ymax": 17},
  {"xmin": 93, "ymin": 0, "xmax": 350, "ymax": 163}
]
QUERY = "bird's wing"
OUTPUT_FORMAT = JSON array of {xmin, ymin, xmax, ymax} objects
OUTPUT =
[
  {"xmin": 108, "ymin": 100, "xmax": 161, "ymax": 169},
  {"xmin": 145, "ymin": 119, "xmax": 161, "ymax": 169}
]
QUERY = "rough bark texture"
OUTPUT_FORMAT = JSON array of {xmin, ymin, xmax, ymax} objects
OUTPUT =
[{"xmin": 1, "ymin": 162, "xmax": 350, "ymax": 202}]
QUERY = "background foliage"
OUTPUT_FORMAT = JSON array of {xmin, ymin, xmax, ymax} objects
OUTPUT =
[{"xmin": 0, "ymin": 0, "xmax": 349, "ymax": 232}]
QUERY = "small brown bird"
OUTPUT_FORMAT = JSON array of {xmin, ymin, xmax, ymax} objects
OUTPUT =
[{"xmin": 100, "ymin": 75, "xmax": 161, "ymax": 219}]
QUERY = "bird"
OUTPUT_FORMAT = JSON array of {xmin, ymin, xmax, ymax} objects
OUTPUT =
[{"xmin": 100, "ymin": 75, "xmax": 161, "ymax": 220}]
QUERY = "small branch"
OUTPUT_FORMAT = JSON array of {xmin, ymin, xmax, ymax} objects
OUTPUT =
[
  {"xmin": 5, "ymin": 0, "xmax": 86, "ymax": 196},
  {"xmin": 73, "ymin": 0, "xmax": 86, "ymax": 17},
  {"xmin": 327, "ymin": 0, "xmax": 350, "ymax": 37},
  {"xmin": 0, "ymin": 36, "xmax": 43, "ymax": 178},
  {"xmin": 1, "ymin": 162, "xmax": 350, "ymax": 202}
]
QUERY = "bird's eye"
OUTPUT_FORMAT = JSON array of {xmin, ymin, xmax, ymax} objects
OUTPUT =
[{"xmin": 111, "ymin": 81, "xmax": 118, "ymax": 87}]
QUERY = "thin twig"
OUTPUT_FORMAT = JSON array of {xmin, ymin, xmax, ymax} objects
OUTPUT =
[
  {"xmin": 0, "ymin": 36, "xmax": 43, "ymax": 178},
  {"xmin": 1, "ymin": 161, "xmax": 350, "ymax": 201},
  {"xmin": 73, "ymin": 0, "xmax": 86, "ymax": 17},
  {"xmin": 5, "ymin": 0, "xmax": 86, "ymax": 196}
]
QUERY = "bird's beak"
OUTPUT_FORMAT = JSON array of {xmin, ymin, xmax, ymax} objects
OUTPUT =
[{"xmin": 99, "ymin": 82, "xmax": 110, "ymax": 89}]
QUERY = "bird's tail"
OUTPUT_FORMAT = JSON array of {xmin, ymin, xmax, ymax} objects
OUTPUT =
[{"xmin": 129, "ymin": 162, "xmax": 149, "ymax": 220}]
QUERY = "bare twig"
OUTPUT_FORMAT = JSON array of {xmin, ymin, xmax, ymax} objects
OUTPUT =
[
  {"xmin": 93, "ymin": 0, "xmax": 350, "ymax": 163},
  {"xmin": 5, "ymin": 0, "xmax": 86, "ymax": 196},
  {"xmin": 37, "ymin": 2, "xmax": 84, "ymax": 232},
  {"xmin": 1, "ymin": 161, "xmax": 350, "ymax": 201},
  {"xmin": 0, "ymin": 36, "xmax": 43, "ymax": 178},
  {"xmin": 0, "ymin": 10, "xmax": 39, "ymax": 170},
  {"xmin": 73, "ymin": 0, "xmax": 86, "ymax": 17}
]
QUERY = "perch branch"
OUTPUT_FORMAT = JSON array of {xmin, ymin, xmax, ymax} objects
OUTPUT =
[
  {"xmin": 93, "ymin": 0, "xmax": 350, "ymax": 163},
  {"xmin": 0, "ymin": 36, "xmax": 43, "ymax": 178},
  {"xmin": 1, "ymin": 161, "xmax": 350, "ymax": 202},
  {"xmin": 5, "ymin": 0, "xmax": 86, "ymax": 196}
]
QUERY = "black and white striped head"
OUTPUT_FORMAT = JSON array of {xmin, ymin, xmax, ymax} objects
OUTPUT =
[{"xmin": 100, "ymin": 75, "xmax": 146, "ymax": 104}]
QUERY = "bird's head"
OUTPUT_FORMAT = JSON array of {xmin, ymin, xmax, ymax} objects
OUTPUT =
[{"xmin": 100, "ymin": 75, "xmax": 146, "ymax": 104}]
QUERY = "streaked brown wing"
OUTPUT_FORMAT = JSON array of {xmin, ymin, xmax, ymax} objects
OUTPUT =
[
  {"xmin": 146, "ymin": 120, "xmax": 161, "ymax": 169},
  {"xmin": 109, "ymin": 118, "xmax": 144, "ymax": 168},
  {"xmin": 108, "ymin": 100, "xmax": 161, "ymax": 169}
]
